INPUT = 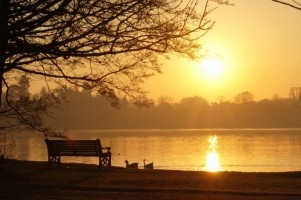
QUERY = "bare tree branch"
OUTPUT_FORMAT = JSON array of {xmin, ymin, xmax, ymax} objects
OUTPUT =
[
  {"xmin": 0, "ymin": 0, "xmax": 222, "ymax": 134},
  {"xmin": 272, "ymin": 0, "xmax": 301, "ymax": 10}
]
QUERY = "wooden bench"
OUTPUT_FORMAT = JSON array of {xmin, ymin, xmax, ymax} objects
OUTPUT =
[{"xmin": 45, "ymin": 139, "xmax": 111, "ymax": 169}]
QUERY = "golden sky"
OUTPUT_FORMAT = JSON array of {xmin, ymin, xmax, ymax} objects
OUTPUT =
[{"xmin": 145, "ymin": 0, "xmax": 301, "ymax": 102}]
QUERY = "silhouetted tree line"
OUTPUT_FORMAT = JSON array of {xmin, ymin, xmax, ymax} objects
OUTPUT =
[{"xmin": 44, "ymin": 87, "xmax": 301, "ymax": 129}]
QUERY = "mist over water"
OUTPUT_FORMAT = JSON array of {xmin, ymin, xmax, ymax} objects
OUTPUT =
[{"xmin": 12, "ymin": 129, "xmax": 301, "ymax": 172}]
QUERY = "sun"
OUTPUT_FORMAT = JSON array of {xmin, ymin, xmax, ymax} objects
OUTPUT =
[{"xmin": 201, "ymin": 58, "xmax": 223, "ymax": 77}]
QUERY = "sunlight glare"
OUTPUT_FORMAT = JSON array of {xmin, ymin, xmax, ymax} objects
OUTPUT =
[
  {"xmin": 201, "ymin": 58, "xmax": 223, "ymax": 77},
  {"xmin": 205, "ymin": 135, "xmax": 220, "ymax": 172}
]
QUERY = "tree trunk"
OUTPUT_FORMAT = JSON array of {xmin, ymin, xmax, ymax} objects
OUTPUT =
[
  {"xmin": 0, "ymin": 75, "xmax": 2, "ymax": 106},
  {"xmin": 0, "ymin": 1, "xmax": 10, "ymax": 107}
]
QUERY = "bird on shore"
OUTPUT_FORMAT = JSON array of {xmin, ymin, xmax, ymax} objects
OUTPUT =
[
  {"xmin": 143, "ymin": 159, "xmax": 154, "ymax": 169},
  {"xmin": 125, "ymin": 160, "xmax": 139, "ymax": 169}
]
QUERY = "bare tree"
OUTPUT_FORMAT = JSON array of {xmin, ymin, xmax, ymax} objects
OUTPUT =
[
  {"xmin": 0, "ymin": 0, "xmax": 226, "ymax": 135},
  {"xmin": 272, "ymin": 0, "xmax": 301, "ymax": 10},
  {"xmin": 234, "ymin": 91, "xmax": 254, "ymax": 104},
  {"xmin": 289, "ymin": 87, "xmax": 301, "ymax": 101}
]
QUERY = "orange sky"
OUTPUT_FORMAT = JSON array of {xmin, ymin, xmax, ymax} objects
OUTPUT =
[{"xmin": 145, "ymin": 0, "xmax": 301, "ymax": 103}]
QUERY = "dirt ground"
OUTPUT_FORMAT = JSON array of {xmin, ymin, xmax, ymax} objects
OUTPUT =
[{"xmin": 1, "ymin": 159, "xmax": 301, "ymax": 200}]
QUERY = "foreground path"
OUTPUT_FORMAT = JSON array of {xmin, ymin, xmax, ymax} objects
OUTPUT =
[{"xmin": 1, "ymin": 160, "xmax": 301, "ymax": 200}]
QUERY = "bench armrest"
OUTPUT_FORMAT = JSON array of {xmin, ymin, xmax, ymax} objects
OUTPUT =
[{"xmin": 102, "ymin": 147, "xmax": 111, "ymax": 152}]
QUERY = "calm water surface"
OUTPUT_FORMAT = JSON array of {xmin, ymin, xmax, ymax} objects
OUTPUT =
[{"xmin": 11, "ymin": 129, "xmax": 301, "ymax": 172}]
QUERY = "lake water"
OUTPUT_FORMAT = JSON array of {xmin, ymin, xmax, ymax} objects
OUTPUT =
[{"xmin": 10, "ymin": 129, "xmax": 301, "ymax": 172}]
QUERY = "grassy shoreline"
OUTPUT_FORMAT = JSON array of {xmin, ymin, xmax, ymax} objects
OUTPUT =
[{"xmin": 1, "ymin": 159, "xmax": 301, "ymax": 199}]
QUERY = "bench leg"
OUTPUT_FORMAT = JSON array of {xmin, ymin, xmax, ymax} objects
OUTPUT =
[
  {"xmin": 99, "ymin": 156, "xmax": 111, "ymax": 169},
  {"xmin": 48, "ymin": 155, "xmax": 61, "ymax": 168}
]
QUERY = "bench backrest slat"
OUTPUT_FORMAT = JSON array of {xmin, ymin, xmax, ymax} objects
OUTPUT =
[{"xmin": 45, "ymin": 139, "xmax": 103, "ymax": 156}]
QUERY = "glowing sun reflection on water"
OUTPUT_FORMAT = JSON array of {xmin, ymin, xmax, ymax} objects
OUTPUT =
[{"xmin": 205, "ymin": 135, "xmax": 220, "ymax": 172}]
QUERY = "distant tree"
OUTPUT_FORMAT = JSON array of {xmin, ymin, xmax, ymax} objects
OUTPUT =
[
  {"xmin": 157, "ymin": 96, "xmax": 175, "ymax": 105},
  {"xmin": 0, "ymin": 75, "xmax": 61, "ymax": 136},
  {"xmin": 0, "ymin": 0, "xmax": 230, "ymax": 135},
  {"xmin": 179, "ymin": 96, "xmax": 209, "ymax": 117},
  {"xmin": 217, "ymin": 95, "xmax": 228, "ymax": 104},
  {"xmin": 289, "ymin": 87, "xmax": 301, "ymax": 101},
  {"xmin": 234, "ymin": 91, "xmax": 254, "ymax": 104},
  {"xmin": 271, "ymin": 94, "xmax": 283, "ymax": 101},
  {"xmin": 180, "ymin": 96, "xmax": 209, "ymax": 108},
  {"xmin": 272, "ymin": 0, "xmax": 301, "ymax": 10}
]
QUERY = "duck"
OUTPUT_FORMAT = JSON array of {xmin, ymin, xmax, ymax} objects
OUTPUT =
[
  {"xmin": 143, "ymin": 159, "xmax": 154, "ymax": 169},
  {"xmin": 125, "ymin": 160, "xmax": 139, "ymax": 169}
]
